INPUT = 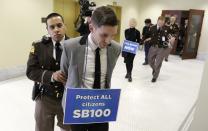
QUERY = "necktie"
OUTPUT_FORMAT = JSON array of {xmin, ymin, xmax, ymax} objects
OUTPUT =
[
  {"xmin": 55, "ymin": 42, "xmax": 62, "ymax": 63},
  {"xmin": 157, "ymin": 27, "xmax": 161, "ymax": 33},
  {"xmin": 93, "ymin": 48, "xmax": 101, "ymax": 89}
]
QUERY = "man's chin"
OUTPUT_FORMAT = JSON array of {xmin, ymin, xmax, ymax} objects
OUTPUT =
[
  {"xmin": 99, "ymin": 43, "xmax": 109, "ymax": 48},
  {"xmin": 53, "ymin": 35, "xmax": 64, "ymax": 41},
  {"xmin": 53, "ymin": 38, "xmax": 62, "ymax": 42}
]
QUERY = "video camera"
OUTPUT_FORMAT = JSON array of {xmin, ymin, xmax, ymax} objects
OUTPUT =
[
  {"xmin": 74, "ymin": 0, "xmax": 96, "ymax": 35},
  {"xmin": 162, "ymin": 34, "xmax": 175, "ymax": 49},
  {"xmin": 79, "ymin": 0, "xmax": 96, "ymax": 17}
]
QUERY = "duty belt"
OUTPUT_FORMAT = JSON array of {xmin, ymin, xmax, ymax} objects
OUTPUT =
[
  {"xmin": 152, "ymin": 44, "xmax": 167, "ymax": 49},
  {"xmin": 42, "ymin": 85, "xmax": 64, "ymax": 100}
]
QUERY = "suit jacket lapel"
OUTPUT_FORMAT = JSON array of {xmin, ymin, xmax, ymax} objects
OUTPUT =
[
  {"xmin": 77, "ymin": 44, "xmax": 86, "ymax": 86},
  {"xmin": 77, "ymin": 35, "xmax": 89, "ymax": 87},
  {"xmin": 106, "ymin": 45, "xmax": 113, "ymax": 88},
  {"xmin": 77, "ymin": 35, "xmax": 112, "ymax": 88}
]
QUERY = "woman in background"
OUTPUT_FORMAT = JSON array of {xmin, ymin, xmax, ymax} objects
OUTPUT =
[{"xmin": 122, "ymin": 18, "xmax": 141, "ymax": 82}]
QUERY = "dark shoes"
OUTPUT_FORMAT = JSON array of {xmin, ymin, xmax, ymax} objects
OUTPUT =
[
  {"xmin": 152, "ymin": 69, "xmax": 156, "ymax": 82},
  {"xmin": 165, "ymin": 58, "xmax": 168, "ymax": 62},
  {"xmin": 125, "ymin": 73, "xmax": 129, "ymax": 79},
  {"xmin": 151, "ymin": 78, "xmax": 157, "ymax": 83},
  {"xmin": 128, "ymin": 76, "xmax": 132, "ymax": 82},
  {"xmin": 142, "ymin": 62, "xmax": 148, "ymax": 65},
  {"xmin": 125, "ymin": 73, "xmax": 132, "ymax": 82}
]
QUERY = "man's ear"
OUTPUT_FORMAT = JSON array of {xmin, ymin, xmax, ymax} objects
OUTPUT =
[
  {"xmin": 89, "ymin": 23, "xmax": 93, "ymax": 32},
  {"xmin": 64, "ymin": 24, "xmax": 67, "ymax": 32}
]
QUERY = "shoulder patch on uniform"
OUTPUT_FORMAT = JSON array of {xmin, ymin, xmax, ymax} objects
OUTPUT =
[
  {"xmin": 30, "ymin": 45, "xmax": 35, "ymax": 54},
  {"xmin": 33, "ymin": 40, "xmax": 41, "ymax": 44}
]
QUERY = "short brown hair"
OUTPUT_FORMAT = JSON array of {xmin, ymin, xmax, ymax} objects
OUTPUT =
[
  {"xmin": 157, "ymin": 16, "xmax": 165, "ymax": 21},
  {"xmin": 91, "ymin": 6, "xmax": 118, "ymax": 27}
]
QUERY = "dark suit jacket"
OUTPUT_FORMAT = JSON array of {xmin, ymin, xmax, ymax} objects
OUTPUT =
[
  {"xmin": 122, "ymin": 28, "xmax": 140, "ymax": 58},
  {"xmin": 125, "ymin": 28, "xmax": 141, "ymax": 43},
  {"xmin": 149, "ymin": 25, "xmax": 170, "ymax": 46}
]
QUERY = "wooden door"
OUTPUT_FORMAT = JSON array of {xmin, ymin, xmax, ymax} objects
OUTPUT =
[
  {"xmin": 108, "ymin": 5, "xmax": 122, "ymax": 43},
  {"xmin": 182, "ymin": 9, "xmax": 204, "ymax": 59},
  {"xmin": 53, "ymin": 0, "xmax": 79, "ymax": 37}
]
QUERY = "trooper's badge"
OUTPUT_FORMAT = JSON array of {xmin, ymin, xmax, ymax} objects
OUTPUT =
[{"xmin": 30, "ymin": 45, "xmax": 35, "ymax": 54}]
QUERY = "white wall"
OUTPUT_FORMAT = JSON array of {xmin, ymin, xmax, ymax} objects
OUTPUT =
[
  {"xmin": 0, "ymin": 0, "xmax": 53, "ymax": 68},
  {"xmin": 188, "ymin": 61, "xmax": 208, "ymax": 131},
  {"xmin": 1, "ymin": 0, "xmax": 207, "ymax": 70},
  {"xmin": 0, "ymin": 0, "xmax": 141, "ymax": 81},
  {"xmin": 139, "ymin": 0, "xmax": 208, "ymax": 60},
  {"xmin": 0, "ymin": 0, "xmax": 141, "ymax": 70}
]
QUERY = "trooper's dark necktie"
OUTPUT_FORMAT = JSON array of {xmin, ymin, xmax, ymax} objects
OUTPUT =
[
  {"xmin": 157, "ymin": 27, "xmax": 161, "ymax": 33},
  {"xmin": 93, "ymin": 48, "xmax": 101, "ymax": 89},
  {"xmin": 55, "ymin": 42, "xmax": 62, "ymax": 63}
]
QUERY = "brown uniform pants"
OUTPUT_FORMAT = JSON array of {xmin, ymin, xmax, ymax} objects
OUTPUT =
[
  {"xmin": 165, "ymin": 47, "xmax": 172, "ymax": 59},
  {"xmin": 148, "ymin": 46, "xmax": 169, "ymax": 79},
  {"xmin": 35, "ymin": 96, "xmax": 71, "ymax": 131}
]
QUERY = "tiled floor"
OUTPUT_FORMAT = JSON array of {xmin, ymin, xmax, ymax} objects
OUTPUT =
[{"xmin": 0, "ymin": 52, "xmax": 204, "ymax": 131}]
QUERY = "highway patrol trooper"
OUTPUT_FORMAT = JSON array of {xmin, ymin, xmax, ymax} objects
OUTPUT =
[
  {"xmin": 177, "ymin": 19, "xmax": 188, "ymax": 55},
  {"xmin": 148, "ymin": 16, "xmax": 175, "ymax": 82},
  {"xmin": 26, "ymin": 13, "xmax": 71, "ymax": 131},
  {"xmin": 164, "ymin": 16, "xmax": 179, "ymax": 61}
]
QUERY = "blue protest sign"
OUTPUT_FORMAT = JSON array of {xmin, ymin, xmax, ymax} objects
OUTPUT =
[
  {"xmin": 122, "ymin": 40, "xmax": 139, "ymax": 54},
  {"xmin": 63, "ymin": 88, "xmax": 121, "ymax": 124}
]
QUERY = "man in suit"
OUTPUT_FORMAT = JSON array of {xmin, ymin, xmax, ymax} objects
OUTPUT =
[
  {"xmin": 26, "ymin": 13, "xmax": 71, "ymax": 131},
  {"xmin": 148, "ymin": 16, "xmax": 175, "ymax": 82},
  {"xmin": 61, "ymin": 6, "xmax": 121, "ymax": 131},
  {"xmin": 142, "ymin": 18, "xmax": 153, "ymax": 65}
]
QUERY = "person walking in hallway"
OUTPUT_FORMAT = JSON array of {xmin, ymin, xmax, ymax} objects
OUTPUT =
[
  {"xmin": 26, "ymin": 13, "xmax": 71, "ymax": 131},
  {"xmin": 148, "ymin": 16, "xmax": 175, "ymax": 82},
  {"xmin": 164, "ymin": 16, "xmax": 179, "ymax": 61},
  {"xmin": 60, "ymin": 6, "xmax": 121, "ymax": 131},
  {"xmin": 142, "ymin": 18, "xmax": 153, "ymax": 65},
  {"xmin": 122, "ymin": 18, "xmax": 141, "ymax": 82}
]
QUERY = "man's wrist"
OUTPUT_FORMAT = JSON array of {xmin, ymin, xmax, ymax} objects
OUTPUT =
[{"xmin": 51, "ymin": 73, "xmax": 55, "ymax": 82}]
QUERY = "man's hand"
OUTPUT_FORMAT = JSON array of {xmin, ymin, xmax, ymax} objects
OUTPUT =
[
  {"xmin": 169, "ymin": 36, "xmax": 176, "ymax": 44},
  {"xmin": 144, "ymin": 38, "xmax": 151, "ymax": 43},
  {"xmin": 52, "ymin": 71, "xmax": 66, "ymax": 84}
]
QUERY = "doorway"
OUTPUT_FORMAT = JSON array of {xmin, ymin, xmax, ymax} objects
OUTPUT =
[{"xmin": 162, "ymin": 9, "xmax": 204, "ymax": 59}]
